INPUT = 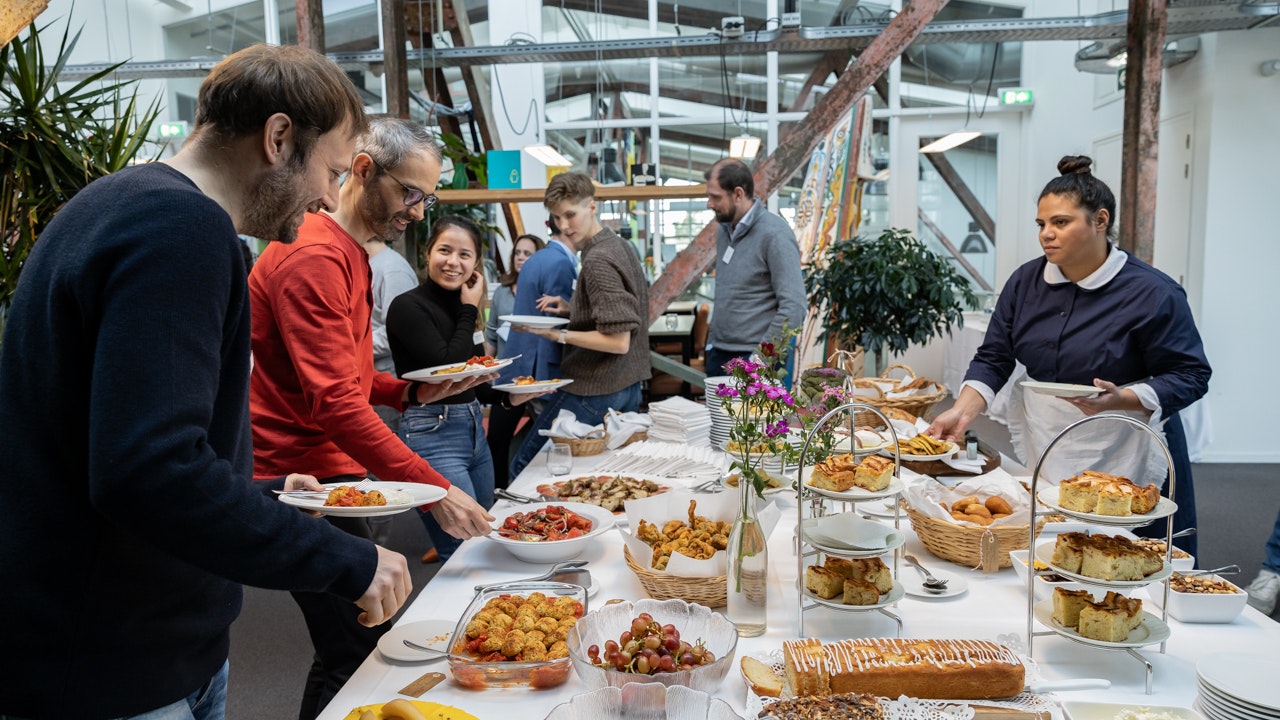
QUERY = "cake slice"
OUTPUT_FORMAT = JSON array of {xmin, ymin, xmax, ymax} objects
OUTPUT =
[
  {"xmin": 1080, "ymin": 536, "xmax": 1144, "ymax": 581},
  {"xmin": 783, "ymin": 638, "xmax": 830, "ymax": 697},
  {"xmin": 1051, "ymin": 532, "xmax": 1088, "ymax": 573},
  {"xmin": 1077, "ymin": 592, "xmax": 1143, "ymax": 642},
  {"xmin": 809, "ymin": 454, "xmax": 858, "ymax": 492},
  {"xmin": 842, "ymin": 578, "xmax": 882, "ymax": 606},
  {"xmin": 853, "ymin": 455, "xmax": 895, "ymax": 492},
  {"xmin": 740, "ymin": 656, "xmax": 782, "ymax": 697},
  {"xmin": 1058, "ymin": 475, "xmax": 1100, "ymax": 512},
  {"xmin": 1118, "ymin": 480, "xmax": 1161, "ymax": 514},
  {"xmin": 824, "ymin": 557, "xmax": 853, "ymax": 578},
  {"xmin": 1095, "ymin": 483, "xmax": 1133, "ymax": 516},
  {"xmin": 806, "ymin": 565, "xmax": 846, "ymax": 599},
  {"xmin": 1051, "ymin": 587, "xmax": 1093, "ymax": 628},
  {"xmin": 847, "ymin": 557, "xmax": 894, "ymax": 594}
]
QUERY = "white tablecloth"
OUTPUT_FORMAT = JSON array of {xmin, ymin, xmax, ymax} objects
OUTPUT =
[{"xmin": 317, "ymin": 448, "xmax": 1273, "ymax": 719}]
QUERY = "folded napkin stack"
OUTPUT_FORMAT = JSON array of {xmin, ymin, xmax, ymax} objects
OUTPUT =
[{"xmin": 646, "ymin": 396, "xmax": 711, "ymax": 445}]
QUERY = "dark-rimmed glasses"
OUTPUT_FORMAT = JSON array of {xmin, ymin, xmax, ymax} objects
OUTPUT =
[{"xmin": 370, "ymin": 158, "xmax": 438, "ymax": 209}]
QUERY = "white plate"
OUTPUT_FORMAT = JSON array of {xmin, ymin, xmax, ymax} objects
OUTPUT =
[
  {"xmin": 377, "ymin": 619, "xmax": 454, "ymax": 662},
  {"xmin": 492, "ymin": 378, "xmax": 574, "ymax": 394},
  {"xmin": 1063, "ymin": 701, "xmax": 1203, "ymax": 720},
  {"xmin": 1033, "ymin": 598, "xmax": 1171, "ymax": 649},
  {"xmin": 1197, "ymin": 652, "xmax": 1280, "ymax": 711},
  {"xmin": 499, "ymin": 314, "xmax": 569, "ymax": 329},
  {"xmin": 801, "ymin": 514, "xmax": 905, "ymax": 556},
  {"xmin": 857, "ymin": 499, "xmax": 903, "ymax": 518},
  {"xmin": 1197, "ymin": 680, "xmax": 1280, "ymax": 720},
  {"xmin": 1034, "ymin": 540, "xmax": 1173, "ymax": 587},
  {"xmin": 1036, "ymin": 485, "xmax": 1178, "ymax": 526},
  {"xmin": 278, "ymin": 481, "xmax": 445, "ymax": 517},
  {"xmin": 901, "ymin": 570, "xmax": 969, "ymax": 599},
  {"xmin": 879, "ymin": 442, "xmax": 958, "ymax": 462},
  {"xmin": 401, "ymin": 357, "xmax": 514, "ymax": 383},
  {"xmin": 801, "ymin": 470, "xmax": 904, "ymax": 502},
  {"xmin": 1197, "ymin": 696, "xmax": 1275, "ymax": 720},
  {"xmin": 803, "ymin": 582, "xmax": 906, "ymax": 611},
  {"xmin": 1021, "ymin": 380, "xmax": 1101, "ymax": 398}
]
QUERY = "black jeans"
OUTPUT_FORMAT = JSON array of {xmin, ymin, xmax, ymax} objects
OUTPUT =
[
  {"xmin": 291, "ymin": 477, "xmax": 385, "ymax": 720},
  {"xmin": 486, "ymin": 401, "xmax": 527, "ymax": 490}
]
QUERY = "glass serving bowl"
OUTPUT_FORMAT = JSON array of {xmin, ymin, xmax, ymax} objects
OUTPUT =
[
  {"xmin": 566, "ymin": 598, "xmax": 738, "ymax": 693},
  {"xmin": 447, "ymin": 581, "xmax": 587, "ymax": 690},
  {"xmin": 543, "ymin": 682, "xmax": 742, "ymax": 720}
]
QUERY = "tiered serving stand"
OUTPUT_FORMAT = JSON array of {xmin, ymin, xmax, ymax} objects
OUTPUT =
[
  {"xmin": 795, "ymin": 402, "xmax": 907, "ymax": 636},
  {"xmin": 1025, "ymin": 413, "xmax": 1179, "ymax": 694}
]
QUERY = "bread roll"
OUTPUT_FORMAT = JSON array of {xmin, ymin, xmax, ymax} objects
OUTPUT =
[
  {"xmin": 984, "ymin": 496, "xmax": 1013, "ymax": 515},
  {"xmin": 965, "ymin": 504, "xmax": 992, "ymax": 519},
  {"xmin": 381, "ymin": 699, "xmax": 429, "ymax": 720},
  {"xmin": 952, "ymin": 496, "xmax": 980, "ymax": 513}
]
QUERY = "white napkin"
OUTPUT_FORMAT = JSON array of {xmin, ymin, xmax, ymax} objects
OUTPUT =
[
  {"xmin": 604, "ymin": 409, "xmax": 653, "ymax": 449},
  {"xmin": 941, "ymin": 454, "xmax": 986, "ymax": 473},
  {"xmin": 538, "ymin": 409, "xmax": 603, "ymax": 439},
  {"xmin": 801, "ymin": 513, "xmax": 901, "ymax": 551}
]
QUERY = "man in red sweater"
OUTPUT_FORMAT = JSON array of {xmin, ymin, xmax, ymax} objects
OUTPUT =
[{"xmin": 249, "ymin": 117, "xmax": 494, "ymax": 719}]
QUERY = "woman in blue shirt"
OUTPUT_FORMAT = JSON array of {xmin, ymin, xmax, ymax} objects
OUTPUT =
[{"xmin": 929, "ymin": 156, "xmax": 1210, "ymax": 554}]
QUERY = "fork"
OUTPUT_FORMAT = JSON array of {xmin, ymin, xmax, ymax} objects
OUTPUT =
[
  {"xmin": 903, "ymin": 553, "xmax": 950, "ymax": 592},
  {"xmin": 274, "ymin": 478, "xmax": 373, "ymax": 496}
]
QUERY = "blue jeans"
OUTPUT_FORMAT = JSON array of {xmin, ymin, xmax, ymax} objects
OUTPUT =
[
  {"xmin": 509, "ymin": 382, "xmax": 642, "ymax": 479},
  {"xmin": 0, "ymin": 660, "xmax": 233, "ymax": 720},
  {"xmin": 399, "ymin": 400, "xmax": 495, "ymax": 562}
]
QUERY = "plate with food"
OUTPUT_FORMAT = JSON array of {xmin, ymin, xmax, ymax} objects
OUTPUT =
[
  {"xmin": 801, "ymin": 454, "xmax": 901, "ymax": 502},
  {"xmin": 802, "ymin": 582, "xmax": 905, "ymax": 612},
  {"xmin": 402, "ymin": 355, "xmax": 514, "ymax": 383},
  {"xmin": 499, "ymin": 314, "xmax": 570, "ymax": 329},
  {"xmin": 278, "ymin": 481, "xmax": 445, "ymax": 517},
  {"xmin": 536, "ymin": 474, "xmax": 671, "ymax": 514},
  {"xmin": 487, "ymin": 502, "xmax": 615, "ymax": 563},
  {"xmin": 879, "ymin": 434, "xmax": 957, "ymax": 462},
  {"xmin": 1036, "ymin": 483, "xmax": 1177, "ymax": 526},
  {"xmin": 1034, "ymin": 597, "xmax": 1171, "ymax": 649},
  {"xmin": 1062, "ymin": 701, "xmax": 1203, "ymax": 720},
  {"xmin": 492, "ymin": 377, "xmax": 574, "ymax": 394},
  {"xmin": 1034, "ymin": 539, "xmax": 1174, "ymax": 587},
  {"xmin": 342, "ymin": 699, "xmax": 478, "ymax": 720},
  {"xmin": 376, "ymin": 619, "xmax": 454, "ymax": 662},
  {"xmin": 1021, "ymin": 380, "xmax": 1101, "ymax": 398}
]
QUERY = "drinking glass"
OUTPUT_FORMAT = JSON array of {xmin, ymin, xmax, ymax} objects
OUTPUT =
[
  {"xmin": 547, "ymin": 443, "xmax": 573, "ymax": 476},
  {"xmin": 664, "ymin": 313, "xmax": 680, "ymax": 330}
]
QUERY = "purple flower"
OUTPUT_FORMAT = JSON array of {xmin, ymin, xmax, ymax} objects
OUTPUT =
[
  {"xmin": 821, "ymin": 386, "xmax": 848, "ymax": 400},
  {"xmin": 715, "ymin": 384, "xmax": 739, "ymax": 398},
  {"xmin": 765, "ymin": 420, "xmax": 790, "ymax": 439},
  {"xmin": 724, "ymin": 357, "xmax": 750, "ymax": 372},
  {"xmin": 764, "ymin": 385, "xmax": 785, "ymax": 400},
  {"xmin": 780, "ymin": 391, "xmax": 796, "ymax": 406}
]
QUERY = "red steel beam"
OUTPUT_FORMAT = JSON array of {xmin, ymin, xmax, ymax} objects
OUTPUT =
[
  {"xmin": 647, "ymin": 0, "xmax": 951, "ymax": 323},
  {"xmin": 1118, "ymin": 0, "xmax": 1165, "ymax": 263}
]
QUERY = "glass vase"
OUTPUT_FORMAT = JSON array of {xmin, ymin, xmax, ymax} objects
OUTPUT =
[{"xmin": 726, "ymin": 468, "xmax": 768, "ymax": 637}]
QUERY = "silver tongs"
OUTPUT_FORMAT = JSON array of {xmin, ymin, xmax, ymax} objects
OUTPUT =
[{"xmin": 473, "ymin": 560, "xmax": 591, "ymax": 593}]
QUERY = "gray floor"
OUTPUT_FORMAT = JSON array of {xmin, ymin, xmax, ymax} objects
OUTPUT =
[{"xmin": 226, "ymin": 416, "xmax": 1280, "ymax": 719}]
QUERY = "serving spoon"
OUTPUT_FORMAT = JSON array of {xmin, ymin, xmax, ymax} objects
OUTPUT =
[{"xmin": 903, "ymin": 553, "xmax": 950, "ymax": 593}]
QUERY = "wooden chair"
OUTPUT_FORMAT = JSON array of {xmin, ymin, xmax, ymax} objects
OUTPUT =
[{"xmin": 647, "ymin": 303, "xmax": 710, "ymax": 399}]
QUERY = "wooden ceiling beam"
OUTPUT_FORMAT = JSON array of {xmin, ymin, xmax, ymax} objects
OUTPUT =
[
  {"xmin": 381, "ymin": 0, "xmax": 410, "ymax": 118},
  {"xmin": 2, "ymin": 0, "xmax": 50, "ymax": 48},
  {"xmin": 1118, "ymin": 0, "xmax": 1165, "ymax": 264},
  {"xmin": 647, "ymin": 0, "xmax": 952, "ymax": 324},
  {"xmin": 922, "ymin": 150, "xmax": 996, "ymax": 244}
]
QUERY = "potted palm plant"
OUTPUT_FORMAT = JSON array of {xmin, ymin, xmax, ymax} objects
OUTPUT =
[{"xmin": 804, "ymin": 227, "xmax": 979, "ymax": 376}]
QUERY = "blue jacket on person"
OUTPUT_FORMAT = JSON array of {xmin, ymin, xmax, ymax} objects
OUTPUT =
[{"xmin": 499, "ymin": 239, "xmax": 577, "ymax": 382}]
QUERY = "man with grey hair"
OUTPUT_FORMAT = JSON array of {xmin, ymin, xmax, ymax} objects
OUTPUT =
[{"xmin": 249, "ymin": 116, "xmax": 495, "ymax": 719}]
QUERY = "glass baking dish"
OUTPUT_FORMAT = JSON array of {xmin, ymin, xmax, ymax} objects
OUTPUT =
[{"xmin": 447, "ymin": 581, "xmax": 587, "ymax": 690}]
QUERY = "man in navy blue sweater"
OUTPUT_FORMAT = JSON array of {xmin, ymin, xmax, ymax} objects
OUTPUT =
[{"xmin": 0, "ymin": 45, "xmax": 409, "ymax": 720}]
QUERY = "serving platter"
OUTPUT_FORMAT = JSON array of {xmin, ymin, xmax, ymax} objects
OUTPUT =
[
  {"xmin": 492, "ymin": 378, "xmax": 573, "ymax": 394},
  {"xmin": 535, "ymin": 474, "xmax": 672, "ymax": 515},
  {"xmin": 1021, "ymin": 380, "xmax": 1101, "ymax": 398},
  {"xmin": 402, "ymin": 356, "xmax": 514, "ymax": 383},
  {"xmin": 800, "ymin": 514, "xmax": 905, "ymax": 556},
  {"xmin": 1034, "ymin": 598, "xmax": 1171, "ymax": 649},
  {"xmin": 1033, "ymin": 541, "xmax": 1174, "ymax": 587},
  {"xmin": 800, "ymin": 468, "xmax": 905, "ymax": 503},
  {"xmin": 498, "ymin": 314, "xmax": 569, "ymax": 329},
  {"xmin": 802, "ymin": 582, "xmax": 906, "ymax": 612},
  {"xmin": 278, "ymin": 481, "xmax": 445, "ymax": 517},
  {"xmin": 879, "ymin": 442, "xmax": 958, "ymax": 463},
  {"xmin": 1036, "ymin": 485, "xmax": 1178, "ymax": 526}
]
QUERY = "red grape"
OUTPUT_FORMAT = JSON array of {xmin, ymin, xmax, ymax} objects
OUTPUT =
[{"xmin": 589, "ymin": 614, "xmax": 714, "ymax": 675}]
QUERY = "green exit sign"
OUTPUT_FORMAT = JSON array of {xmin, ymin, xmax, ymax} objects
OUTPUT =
[
  {"xmin": 157, "ymin": 122, "xmax": 188, "ymax": 138},
  {"xmin": 999, "ymin": 88, "xmax": 1035, "ymax": 106}
]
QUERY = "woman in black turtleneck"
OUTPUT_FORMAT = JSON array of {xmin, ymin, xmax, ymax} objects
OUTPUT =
[{"xmin": 387, "ymin": 215, "xmax": 536, "ymax": 561}]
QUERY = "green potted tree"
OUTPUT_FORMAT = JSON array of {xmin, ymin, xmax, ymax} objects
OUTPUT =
[
  {"xmin": 1, "ymin": 22, "xmax": 160, "ymax": 330},
  {"xmin": 804, "ymin": 227, "xmax": 979, "ymax": 376}
]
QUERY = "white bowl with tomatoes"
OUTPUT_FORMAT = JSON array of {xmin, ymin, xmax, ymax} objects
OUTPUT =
[{"xmin": 488, "ymin": 501, "xmax": 617, "ymax": 563}]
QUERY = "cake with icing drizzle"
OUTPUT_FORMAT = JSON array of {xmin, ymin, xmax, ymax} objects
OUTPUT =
[{"xmin": 783, "ymin": 638, "xmax": 1025, "ymax": 699}]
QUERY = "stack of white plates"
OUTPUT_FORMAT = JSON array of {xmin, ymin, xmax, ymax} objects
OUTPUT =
[
  {"xmin": 1195, "ymin": 652, "xmax": 1280, "ymax": 720},
  {"xmin": 703, "ymin": 375, "xmax": 735, "ymax": 449}
]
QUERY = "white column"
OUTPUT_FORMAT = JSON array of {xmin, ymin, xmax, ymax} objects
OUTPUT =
[
  {"xmin": 766, "ymin": 0, "xmax": 780, "ymax": 213},
  {"xmin": 261, "ymin": 0, "xmax": 280, "ymax": 45},
  {"xmin": 489, "ymin": 0, "xmax": 548, "ymax": 241}
]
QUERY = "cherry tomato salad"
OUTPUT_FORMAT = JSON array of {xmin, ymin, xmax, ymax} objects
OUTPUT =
[{"xmin": 499, "ymin": 504, "xmax": 594, "ymax": 541}]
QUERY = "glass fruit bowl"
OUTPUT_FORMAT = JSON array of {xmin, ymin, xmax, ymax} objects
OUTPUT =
[
  {"xmin": 447, "ymin": 581, "xmax": 587, "ymax": 690},
  {"xmin": 566, "ymin": 598, "xmax": 737, "ymax": 693}
]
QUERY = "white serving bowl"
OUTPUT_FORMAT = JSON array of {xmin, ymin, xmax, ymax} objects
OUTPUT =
[
  {"xmin": 566, "ymin": 598, "xmax": 738, "ymax": 693},
  {"xmin": 1010, "ymin": 549, "xmax": 1133, "ymax": 601},
  {"xmin": 1149, "ymin": 573, "xmax": 1248, "ymax": 623},
  {"xmin": 543, "ymin": 682, "xmax": 741, "ymax": 720},
  {"xmin": 487, "ymin": 502, "xmax": 616, "ymax": 563}
]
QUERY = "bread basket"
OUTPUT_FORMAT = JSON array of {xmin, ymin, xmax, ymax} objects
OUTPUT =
[
  {"xmin": 903, "ymin": 500, "xmax": 1045, "ymax": 569},
  {"xmin": 849, "ymin": 363, "xmax": 946, "ymax": 426},
  {"xmin": 624, "ymin": 547, "xmax": 726, "ymax": 607},
  {"xmin": 561, "ymin": 434, "xmax": 608, "ymax": 456}
]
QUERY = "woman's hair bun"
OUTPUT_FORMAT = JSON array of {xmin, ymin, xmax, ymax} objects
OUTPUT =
[{"xmin": 1057, "ymin": 155, "xmax": 1093, "ymax": 176}]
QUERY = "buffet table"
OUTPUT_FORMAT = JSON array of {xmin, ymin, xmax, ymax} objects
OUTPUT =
[{"xmin": 317, "ymin": 446, "xmax": 1278, "ymax": 719}]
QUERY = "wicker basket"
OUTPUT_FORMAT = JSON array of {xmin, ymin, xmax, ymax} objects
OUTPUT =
[
  {"xmin": 849, "ymin": 363, "xmax": 947, "ymax": 426},
  {"xmin": 624, "ymin": 547, "xmax": 726, "ymax": 607},
  {"xmin": 903, "ymin": 501, "xmax": 1045, "ymax": 569},
  {"xmin": 558, "ymin": 434, "xmax": 608, "ymax": 456},
  {"xmin": 620, "ymin": 430, "xmax": 648, "ymax": 448}
]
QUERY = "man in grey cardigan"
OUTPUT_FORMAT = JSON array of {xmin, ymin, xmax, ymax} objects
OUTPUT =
[{"xmin": 704, "ymin": 158, "xmax": 807, "ymax": 376}]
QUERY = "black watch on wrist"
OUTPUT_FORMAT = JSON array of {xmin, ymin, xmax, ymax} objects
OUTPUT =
[{"xmin": 407, "ymin": 381, "xmax": 426, "ymax": 406}]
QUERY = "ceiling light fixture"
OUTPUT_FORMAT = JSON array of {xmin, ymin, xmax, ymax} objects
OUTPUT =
[
  {"xmin": 524, "ymin": 144, "xmax": 572, "ymax": 167},
  {"xmin": 919, "ymin": 131, "xmax": 982, "ymax": 154},
  {"xmin": 729, "ymin": 134, "xmax": 761, "ymax": 159}
]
